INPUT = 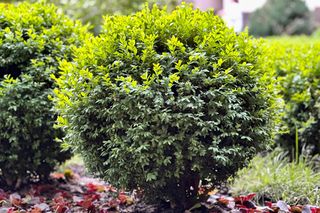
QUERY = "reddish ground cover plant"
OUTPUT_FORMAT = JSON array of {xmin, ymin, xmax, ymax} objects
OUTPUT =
[{"xmin": 0, "ymin": 165, "xmax": 319, "ymax": 212}]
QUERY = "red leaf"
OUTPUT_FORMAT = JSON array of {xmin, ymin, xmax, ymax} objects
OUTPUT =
[
  {"xmin": 77, "ymin": 199, "xmax": 93, "ymax": 209},
  {"xmin": 6, "ymin": 208, "xmax": 15, "ymax": 213},
  {"xmin": 265, "ymin": 201, "xmax": 272, "ymax": 208},
  {"xmin": 311, "ymin": 207, "xmax": 320, "ymax": 213},
  {"xmin": 86, "ymin": 183, "xmax": 105, "ymax": 193},
  {"xmin": 32, "ymin": 184, "xmax": 55, "ymax": 196},
  {"xmin": 236, "ymin": 204, "xmax": 248, "ymax": 209},
  {"xmin": 107, "ymin": 198, "xmax": 120, "ymax": 208},
  {"xmin": 234, "ymin": 193, "xmax": 256, "ymax": 204},
  {"xmin": 52, "ymin": 196, "xmax": 69, "ymax": 213},
  {"xmin": 217, "ymin": 197, "xmax": 229, "ymax": 206},
  {"xmin": 118, "ymin": 193, "xmax": 127, "ymax": 205},
  {"xmin": 54, "ymin": 190, "xmax": 72, "ymax": 199},
  {"xmin": 84, "ymin": 193, "xmax": 100, "ymax": 202}
]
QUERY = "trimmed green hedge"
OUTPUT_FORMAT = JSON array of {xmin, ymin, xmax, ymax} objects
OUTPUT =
[
  {"xmin": 0, "ymin": 2, "xmax": 89, "ymax": 188},
  {"xmin": 53, "ymin": 4, "xmax": 277, "ymax": 209},
  {"xmin": 265, "ymin": 37, "xmax": 320, "ymax": 158}
]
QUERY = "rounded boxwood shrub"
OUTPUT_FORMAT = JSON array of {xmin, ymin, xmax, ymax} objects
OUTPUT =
[
  {"xmin": 0, "ymin": 2, "xmax": 88, "ymax": 188},
  {"xmin": 53, "ymin": 4, "xmax": 277, "ymax": 209},
  {"xmin": 265, "ymin": 38, "xmax": 320, "ymax": 158}
]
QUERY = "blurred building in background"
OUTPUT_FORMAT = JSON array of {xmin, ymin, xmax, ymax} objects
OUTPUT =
[{"xmin": 186, "ymin": 0, "xmax": 320, "ymax": 31}]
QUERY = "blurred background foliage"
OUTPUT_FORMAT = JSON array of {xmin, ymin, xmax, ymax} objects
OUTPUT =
[
  {"xmin": 248, "ymin": 0, "xmax": 314, "ymax": 36},
  {"xmin": 2, "ymin": 0, "xmax": 319, "ymax": 36},
  {"xmin": 50, "ymin": 0, "xmax": 179, "ymax": 34},
  {"xmin": 2, "ymin": 0, "xmax": 179, "ymax": 34}
]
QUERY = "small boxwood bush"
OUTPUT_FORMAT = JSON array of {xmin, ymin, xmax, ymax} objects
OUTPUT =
[
  {"xmin": 0, "ymin": 2, "xmax": 88, "ymax": 188},
  {"xmin": 265, "ymin": 37, "xmax": 320, "ymax": 158},
  {"xmin": 53, "ymin": 4, "xmax": 277, "ymax": 209}
]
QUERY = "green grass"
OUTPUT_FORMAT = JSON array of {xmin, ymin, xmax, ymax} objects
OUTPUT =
[{"xmin": 229, "ymin": 149, "xmax": 320, "ymax": 206}]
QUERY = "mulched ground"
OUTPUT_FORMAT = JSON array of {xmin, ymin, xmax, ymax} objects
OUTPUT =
[{"xmin": 0, "ymin": 164, "xmax": 319, "ymax": 213}]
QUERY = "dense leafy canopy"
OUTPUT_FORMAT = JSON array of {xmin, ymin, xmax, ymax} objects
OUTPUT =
[
  {"xmin": 0, "ymin": 2, "xmax": 89, "ymax": 188},
  {"xmin": 53, "ymin": 4, "xmax": 277, "ymax": 209}
]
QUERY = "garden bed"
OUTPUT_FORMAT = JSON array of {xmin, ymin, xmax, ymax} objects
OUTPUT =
[{"xmin": 1, "ymin": 164, "xmax": 319, "ymax": 213}]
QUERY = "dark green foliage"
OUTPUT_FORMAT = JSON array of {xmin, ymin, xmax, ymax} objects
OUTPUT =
[
  {"xmin": 0, "ymin": 2, "xmax": 88, "ymax": 188},
  {"xmin": 249, "ymin": 0, "xmax": 314, "ymax": 37},
  {"xmin": 53, "ymin": 4, "xmax": 277, "ymax": 209},
  {"xmin": 265, "ymin": 37, "xmax": 320, "ymax": 158}
]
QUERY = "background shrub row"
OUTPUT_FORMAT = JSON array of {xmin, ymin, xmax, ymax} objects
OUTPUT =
[
  {"xmin": 249, "ymin": 0, "xmax": 314, "ymax": 37},
  {"xmin": 230, "ymin": 37, "xmax": 320, "ymax": 205},
  {"xmin": 265, "ymin": 37, "xmax": 320, "ymax": 158}
]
